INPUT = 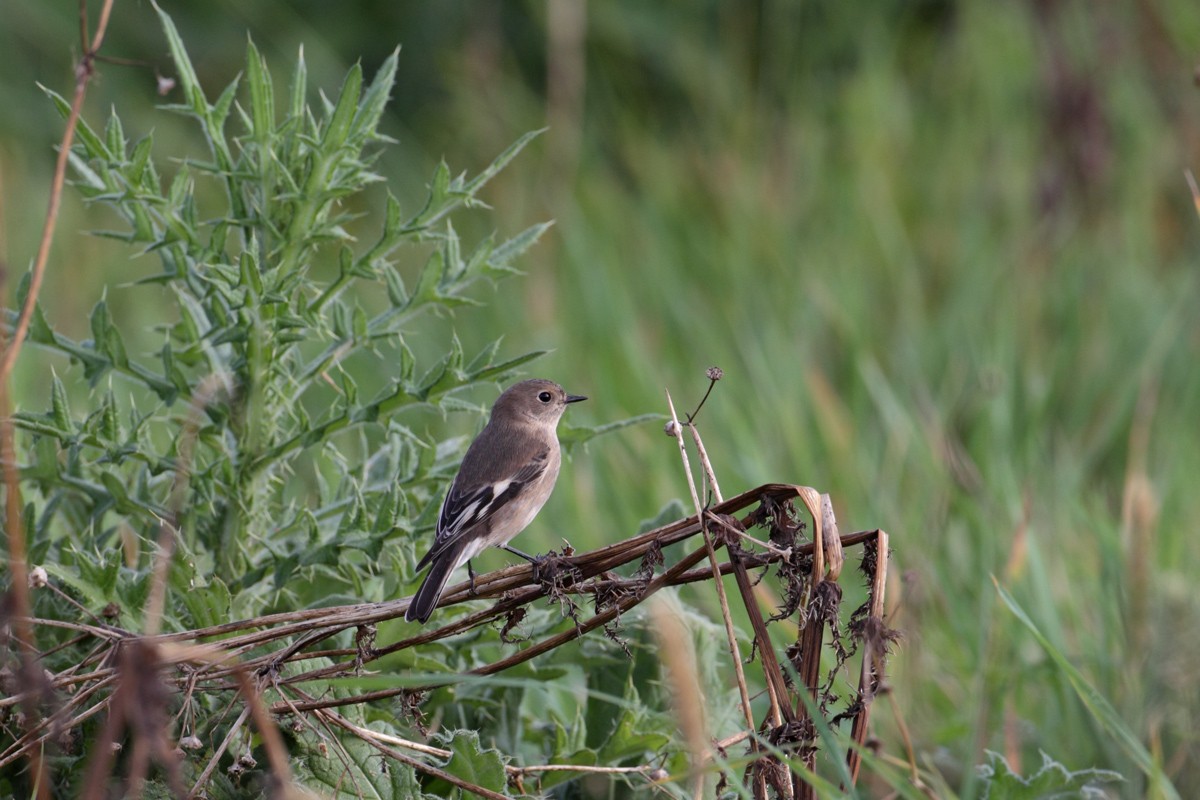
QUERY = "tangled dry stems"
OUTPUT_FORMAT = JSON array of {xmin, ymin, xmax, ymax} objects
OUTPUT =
[{"xmin": 3, "ymin": 480, "xmax": 893, "ymax": 798}]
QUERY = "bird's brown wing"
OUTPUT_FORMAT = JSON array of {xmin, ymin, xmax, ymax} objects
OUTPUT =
[{"xmin": 415, "ymin": 447, "xmax": 550, "ymax": 570}]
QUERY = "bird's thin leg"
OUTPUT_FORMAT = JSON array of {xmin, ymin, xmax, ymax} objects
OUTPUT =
[
  {"xmin": 502, "ymin": 545, "xmax": 537, "ymax": 563},
  {"xmin": 467, "ymin": 560, "xmax": 478, "ymax": 595}
]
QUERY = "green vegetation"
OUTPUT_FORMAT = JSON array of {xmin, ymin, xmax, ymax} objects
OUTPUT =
[{"xmin": 3, "ymin": 0, "xmax": 1199, "ymax": 797}]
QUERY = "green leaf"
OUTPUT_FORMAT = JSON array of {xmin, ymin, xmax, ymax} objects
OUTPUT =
[
  {"xmin": 98, "ymin": 471, "xmax": 132, "ymax": 507},
  {"xmin": 49, "ymin": 370, "xmax": 72, "ymax": 432},
  {"xmin": 288, "ymin": 44, "xmax": 308, "ymax": 121},
  {"xmin": 464, "ymin": 127, "xmax": 544, "ymax": 196},
  {"xmin": 152, "ymin": 0, "xmax": 207, "ymax": 116},
  {"xmin": 352, "ymin": 306, "xmax": 368, "ymax": 340},
  {"xmin": 322, "ymin": 62, "xmax": 362, "ymax": 151},
  {"xmin": 443, "ymin": 221, "xmax": 463, "ymax": 280},
  {"xmin": 179, "ymin": 578, "xmax": 233, "ymax": 630},
  {"xmin": 295, "ymin": 720, "xmax": 424, "ymax": 799},
  {"xmin": 211, "ymin": 75, "xmax": 241, "ymax": 136},
  {"xmin": 90, "ymin": 298, "xmax": 112, "ymax": 347},
  {"xmin": 596, "ymin": 706, "xmax": 671, "ymax": 765},
  {"xmin": 437, "ymin": 730, "xmax": 507, "ymax": 794},
  {"xmin": 239, "ymin": 251, "xmax": 263, "ymax": 296},
  {"xmin": 245, "ymin": 37, "xmax": 274, "ymax": 140},
  {"xmin": 413, "ymin": 250, "xmax": 446, "ymax": 303},
  {"xmin": 104, "ymin": 111, "xmax": 126, "ymax": 160},
  {"xmin": 558, "ymin": 413, "xmax": 661, "ymax": 447},
  {"xmin": 977, "ymin": 750, "xmax": 1124, "ymax": 800},
  {"xmin": 487, "ymin": 221, "xmax": 553, "ymax": 273},
  {"xmin": 464, "ymin": 339, "xmax": 501, "ymax": 376},
  {"xmin": 99, "ymin": 389, "xmax": 120, "ymax": 442},
  {"xmin": 384, "ymin": 265, "xmax": 408, "ymax": 308},
  {"xmin": 430, "ymin": 161, "xmax": 451, "ymax": 205},
  {"xmin": 468, "ymin": 349, "xmax": 547, "ymax": 383},
  {"xmin": 40, "ymin": 85, "xmax": 111, "ymax": 160},
  {"xmin": 637, "ymin": 498, "xmax": 689, "ymax": 535},
  {"xmin": 352, "ymin": 46, "xmax": 399, "ymax": 143},
  {"xmin": 28, "ymin": 301, "xmax": 55, "ymax": 345},
  {"xmin": 127, "ymin": 136, "xmax": 155, "ymax": 188},
  {"xmin": 68, "ymin": 544, "xmax": 121, "ymax": 602},
  {"xmin": 463, "ymin": 233, "xmax": 495, "ymax": 278}
]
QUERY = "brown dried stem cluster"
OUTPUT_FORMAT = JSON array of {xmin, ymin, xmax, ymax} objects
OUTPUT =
[{"xmin": 5, "ymin": 471, "xmax": 895, "ymax": 798}]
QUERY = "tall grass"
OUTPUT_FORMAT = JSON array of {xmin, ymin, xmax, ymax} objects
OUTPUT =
[{"xmin": 4, "ymin": 0, "xmax": 1199, "ymax": 794}]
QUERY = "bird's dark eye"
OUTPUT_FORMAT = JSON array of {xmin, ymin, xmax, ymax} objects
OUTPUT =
[{"xmin": 538, "ymin": 391, "xmax": 553, "ymax": 403}]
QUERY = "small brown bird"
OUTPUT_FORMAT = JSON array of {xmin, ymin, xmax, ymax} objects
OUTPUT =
[{"xmin": 405, "ymin": 379, "xmax": 586, "ymax": 624}]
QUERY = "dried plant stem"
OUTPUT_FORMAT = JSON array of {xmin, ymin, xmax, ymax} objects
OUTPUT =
[
  {"xmin": 686, "ymin": 419, "xmax": 723, "ymax": 503},
  {"xmin": 227, "ymin": 657, "xmax": 295, "ymax": 792},
  {"xmin": 687, "ymin": 422, "xmax": 794, "ymax": 742},
  {"xmin": 0, "ymin": 0, "xmax": 114, "ymax": 381},
  {"xmin": 846, "ymin": 530, "xmax": 890, "ymax": 786},
  {"xmin": 0, "ymin": 5, "xmax": 114, "ymax": 794},
  {"xmin": 270, "ymin": 537, "xmax": 724, "ymax": 715},
  {"xmin": 331, "ymin": 688, "xmax": 662, "ymax": 781},
  {"xmin": 188, "ymin": 705, "xmax": 252, "ymax": 799},
  {"xmin": 144, "ymin": 375, "xmax": 227, "ymax": 637},
  {"xmin": 308, "ymin": 702, "xmax": 513, "ymax": 800},
  {"xmin": 0, "ymin": 674, "xmax": 116, "ymax": 770},
  {"xmin": 707, "ymin": 509, "xmax": 791, "ymax": 558},
  {"xmin": 0, "ymin": 388, "xmax": 49, "ymax": 797},
  {"xmin": 665, "ymin": 389, "xmax": 756, "ymax": 737},
  {"xmin": 8, "ymin": 475, "xmax": 890, "ymax": 795}
]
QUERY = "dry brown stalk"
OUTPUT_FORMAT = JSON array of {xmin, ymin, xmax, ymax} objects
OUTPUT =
[
  {"xmin": 303, "ymin": 697, "xmax": 513, "ymax": 800},
  {"xmin": 664, "ymin": 389, "xmax": 757, "ymax": 740},
  {"xmin": 0, "ymin": 4, "xmax": 116, "ymax": 796},
  {"xmin": 684, "ymin": 411, "xmax": 792, "ymax": 800},
  {"xmin": 846, "ymin": 529, "xmax": 890, "ymax": 785}
]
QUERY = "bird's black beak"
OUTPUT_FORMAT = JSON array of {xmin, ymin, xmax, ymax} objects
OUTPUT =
[{"xmin": 565, "ymin": 394, "xmax": 588, "ymax": 404}]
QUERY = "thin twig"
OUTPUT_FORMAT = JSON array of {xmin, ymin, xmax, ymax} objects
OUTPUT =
[
  {"xmin": 0, "ymin": 0, "xmax": 115, "ymax": 381},
  {"xmin": 846, "ymin": 530, "xmax": 889, "ymax": 787},
  {"xmin": 686, "ymin": 414, "xmax": 794, "ymax": 793},
  {"xmin": 187, "ymin": 705, "xmax": 252, "ymax": 799},
  {"xmin": 0, "ymin": 6, "xmax": 114, "ymax": 790},
  {"xmin": 309, "ymin": 701, "xmax": 513, "ymax": 800},
  {"xmin": 144, "ymin": 374, "xmax": 227, "ymax": 638},
  {"xmin": 706, "ymin": 509, "xmax": 791, "ymax": 558},
  {"xmin": 684, "ymin": 367, "xmax": 723, "ymax": 424},
  {"xmin": 274, "ymin": 681, "xmax": 367, "ymax": 798},
  {"xmin": 664, "ymin": 389, "xmax": 756, "ymax": 741}
]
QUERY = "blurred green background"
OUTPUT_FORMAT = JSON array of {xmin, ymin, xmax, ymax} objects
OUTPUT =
[{"xmin": 4, "ymin": 0, "xmax": 1200, "ymax": 793}]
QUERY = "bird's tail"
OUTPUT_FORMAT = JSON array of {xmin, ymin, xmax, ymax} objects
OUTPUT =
[{"xmin": 405, "ymin": 542, "xmax": 467, "ymax": 624}]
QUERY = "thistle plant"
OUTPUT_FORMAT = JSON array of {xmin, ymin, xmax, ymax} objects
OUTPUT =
[
  {"xmin": 2, "ymin": 10, "xmax": 678, "ymax": 797},
  {"xmin": 12, "ymin": 7, "xmax": 549, "ymax": 627}
]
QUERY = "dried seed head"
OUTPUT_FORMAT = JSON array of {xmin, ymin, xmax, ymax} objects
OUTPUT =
[
  {"xmin": 28, "ymin": 566, "xmax": 48, "ymax": 589},
  {"xmin": 706, "ymin": 366, "xmax": 723, "ymax": 381}
]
